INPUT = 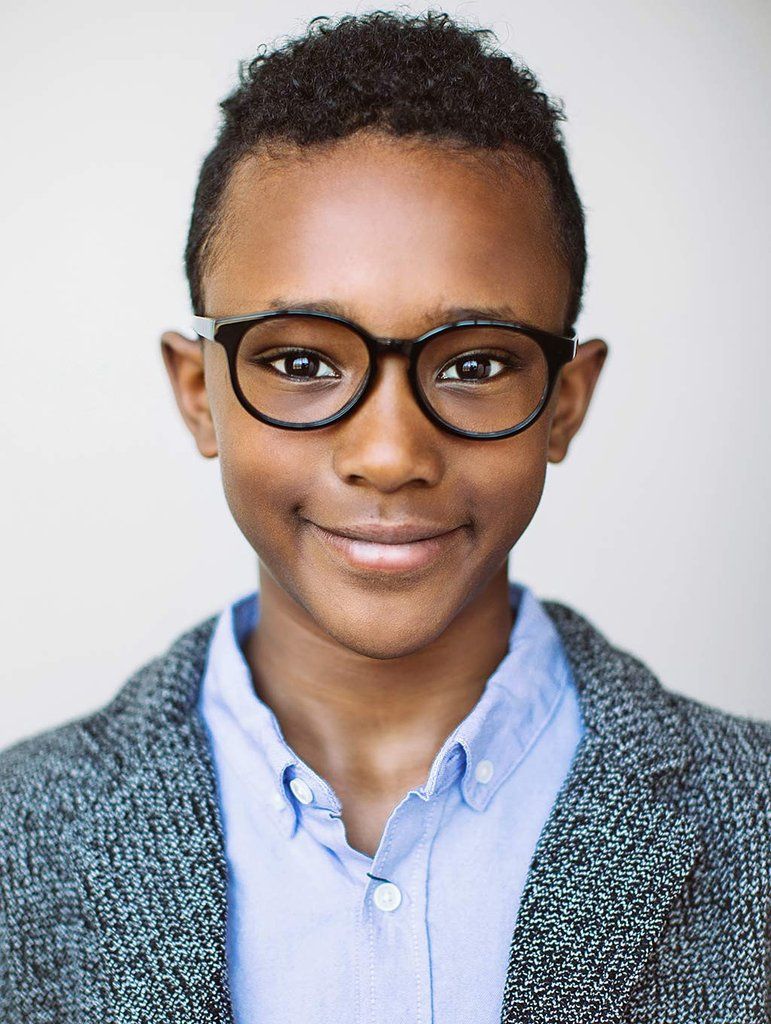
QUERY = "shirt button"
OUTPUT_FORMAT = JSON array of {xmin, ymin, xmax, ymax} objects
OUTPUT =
[
  {"xmin": 475, "ymin": 759, "xmax": 494, "ymax": 784},
  {"xmin": 289, "ymin": 778, "xmax": 314, "ymax": 805},
  {"xmin": 373, "ymin": 882, "xmax": 402, "ymax": 912}
]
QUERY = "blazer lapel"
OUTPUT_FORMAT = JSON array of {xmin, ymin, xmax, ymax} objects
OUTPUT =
[
  {"xmin": 78, "ymin": 615, "xmax": 235, "ymax": 1023},
  {"xmin": 499, "ymin": 602, "xmax": 701, "ymax": 1024}
]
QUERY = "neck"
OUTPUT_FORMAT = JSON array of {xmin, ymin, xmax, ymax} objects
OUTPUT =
[{"xmin": 245, "ymin": 564, "xmax": 515, "ymax": 801}]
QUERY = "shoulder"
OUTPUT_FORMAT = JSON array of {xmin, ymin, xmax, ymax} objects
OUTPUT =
[
  {"xmin": 0, "ymin": 613, "xmax": 219, "ymax": 832},
  {"xmin": 669, "ymin": 678, "xmax": 771, "ymax": 761},
  {"xmin": 542, "ymin": 598, "xmax": 771, "ymax": 795}
]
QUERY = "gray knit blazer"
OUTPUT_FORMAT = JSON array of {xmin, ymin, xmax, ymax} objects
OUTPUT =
[{"xmin": 1, "ymin": 600, "xmax": 769, "ymax": 1023}]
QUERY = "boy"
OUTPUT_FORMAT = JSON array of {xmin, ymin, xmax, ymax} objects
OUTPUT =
[{"xmin": 1, "ymin": 10, "xmax": 768, "ymax": 1023}]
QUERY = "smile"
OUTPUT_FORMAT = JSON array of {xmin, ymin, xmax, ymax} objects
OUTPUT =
[{"xmin": 306, "ymin": 521, "xmax": 466, "ymax": 573}]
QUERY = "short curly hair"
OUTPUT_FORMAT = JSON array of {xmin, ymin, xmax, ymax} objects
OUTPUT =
[{"xmin": 185, "ymin": 9, "xmax": 586, "ymax": 330}]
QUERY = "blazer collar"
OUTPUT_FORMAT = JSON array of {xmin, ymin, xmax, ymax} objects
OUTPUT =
[{"xmin": 105, "ymin": 600, "xmax": 699, "ymax": 1023}]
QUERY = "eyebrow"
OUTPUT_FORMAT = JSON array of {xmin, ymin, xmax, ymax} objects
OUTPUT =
[{"xmin": 264, "ymin": 296, "xmax": 530, "ymax": 331}]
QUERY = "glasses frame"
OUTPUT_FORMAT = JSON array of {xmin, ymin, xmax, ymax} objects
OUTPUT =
[{"xmin": 192, "ymin": 308, "xmax": 579, "ymax": 441}]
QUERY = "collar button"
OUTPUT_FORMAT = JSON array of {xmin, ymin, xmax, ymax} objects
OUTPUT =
[{"xmin": 289, "ymin": 778, "xmax": 314, "ymax": 805}]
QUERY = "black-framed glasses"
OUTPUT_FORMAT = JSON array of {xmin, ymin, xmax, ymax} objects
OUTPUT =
[{"xmin": 192, "ymin": 308, "xmax": 578, "ymax": 440}]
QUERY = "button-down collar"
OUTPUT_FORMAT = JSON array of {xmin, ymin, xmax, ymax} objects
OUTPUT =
[
  {"xmin": 410, "ymin": 583, "xmax": 571, "ymax": 812},
  {"xmin": 201, "ymin": 580, "xmax": 571, "ymax": 835}
]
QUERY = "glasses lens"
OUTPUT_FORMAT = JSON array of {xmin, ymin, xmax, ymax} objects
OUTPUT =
[
  {"xmin": 236, "ymin": 316, "xmax": 370, "ymax": 425},
  {"xmin": 415, "ymin": 326, "xmax": 549, "ymax": 434}
]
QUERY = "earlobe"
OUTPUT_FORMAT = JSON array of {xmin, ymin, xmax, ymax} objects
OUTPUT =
[
  {"xmin": 159, "ymin": 331, "xmax": 219, "ymax": 458},
  {"xmin": 547, "ymin": 338, "xmax": 609, "ymax": 463}
]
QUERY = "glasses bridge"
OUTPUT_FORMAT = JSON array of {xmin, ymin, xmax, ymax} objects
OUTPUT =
[{"xmin": 375, "ymin": 337, "xmax": 414, "ymax": 356}]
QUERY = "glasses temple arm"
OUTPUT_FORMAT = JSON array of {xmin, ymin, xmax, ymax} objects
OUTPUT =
[{"xmin": 192, "ymin": 315, "xmax": 217, "ymax": 341}]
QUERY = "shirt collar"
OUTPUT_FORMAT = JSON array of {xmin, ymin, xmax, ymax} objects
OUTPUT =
[
  {"xmin": 200, "ymin": 579, "xmax": 573, "ymax": 829},
  {"xmin": 201, "ymin": 594, "xmax": 302, "ymax": 838},
  {"xmin": 443, "ymin": 582, "xmax": 573, "ymax": 811}
]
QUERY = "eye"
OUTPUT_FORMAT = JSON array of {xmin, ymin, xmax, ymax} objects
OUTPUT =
[
  {"xmin": 437, "ymin": 353, "xmax": 509, "ymax": 382},
  {"xmin": 262, "ymin": 348, "xmax": 340, "ymax": 380}
]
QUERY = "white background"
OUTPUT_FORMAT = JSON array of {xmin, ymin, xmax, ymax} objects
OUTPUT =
[{"xmin": 1, "ymin": 0, "xmax": 769, "ymax": 748}]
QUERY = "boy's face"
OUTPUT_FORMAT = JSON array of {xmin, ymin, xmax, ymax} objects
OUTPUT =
[{"xmin": 162, "ymin": 133, "xmax": 606, "ymax": 658}]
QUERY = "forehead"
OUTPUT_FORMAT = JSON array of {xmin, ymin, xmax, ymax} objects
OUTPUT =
[{"xmin": 203, "ymin": 132, "xmax": 570, "ymax": 333}]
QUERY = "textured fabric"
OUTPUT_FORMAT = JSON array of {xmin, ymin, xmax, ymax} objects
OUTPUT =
[
  {"xmin": 0, "ymin": 599, "xmax": 769, "ymax": 1023},
  {"xmin": 199, "ymin": 580, "xmax": 584, "ymax": 1023}
]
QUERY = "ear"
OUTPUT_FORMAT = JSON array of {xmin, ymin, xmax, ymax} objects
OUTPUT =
[
  {"xmin": 547, "ymin": 338, "xmax": 609, "ymax": 463},
  {"xmin": 159, "ymin": 331, "xmax": 218, "ymax": 458}
]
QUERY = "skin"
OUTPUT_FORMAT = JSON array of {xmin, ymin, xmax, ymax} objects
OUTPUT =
[{"xmin": 161, "ymin": 131, "xmax": 607, "ymax": 857}]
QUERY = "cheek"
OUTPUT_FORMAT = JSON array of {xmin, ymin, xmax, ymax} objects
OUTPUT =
[
  {"xmin": 205, "ymin": 354, "xmax": 303, "ymax": 559},
  {"xmin": 477, "ymin": 436, "xmax": 548, "ymax": 553},
  {"xmin": 216, "ymin": 412, "xmax": 320, "ymax": 566}
]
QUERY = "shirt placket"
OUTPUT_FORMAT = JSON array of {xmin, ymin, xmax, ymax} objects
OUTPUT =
[
  {"xmin": 356, "ymin": 788, "xmax": 448, "ymax": 1024},
  {"xmin": 282, "ymin": 753, "xmax": 462, "ymax": 1024}
]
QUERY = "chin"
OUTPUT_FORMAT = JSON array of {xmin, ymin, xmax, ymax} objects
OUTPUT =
[{"xmin": 316, "ymin": 602, "xmax": 451, "ymax": 661}]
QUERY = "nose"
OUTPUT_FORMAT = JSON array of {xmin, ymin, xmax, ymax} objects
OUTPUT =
[{"xmin": 331, "ymin": 353, "xmax": 445, "ymax": 492}]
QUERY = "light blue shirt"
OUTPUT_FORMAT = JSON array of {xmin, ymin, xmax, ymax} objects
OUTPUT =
[{"xmin": 197, "ymin": 580, "xmax": 584, "ymax": 1023}]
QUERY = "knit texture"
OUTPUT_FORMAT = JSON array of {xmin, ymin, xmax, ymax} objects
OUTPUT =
[{"xmin": 0, "ymin": 600, "xmax": 769, "ymax": 1023}]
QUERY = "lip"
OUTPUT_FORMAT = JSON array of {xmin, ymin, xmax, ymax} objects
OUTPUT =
[
  {"xmin": 312, "ymin": 520, "xmax": 461, "ymax": 544},
  {"xmin": 306, "ymin": 520, "xmax": 467, "ymax": 573}
]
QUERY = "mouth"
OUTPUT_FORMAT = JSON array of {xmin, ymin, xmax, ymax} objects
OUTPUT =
[{"xmin": 305, "ymin": 520, "xmax": 468, "ymax": 574}]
